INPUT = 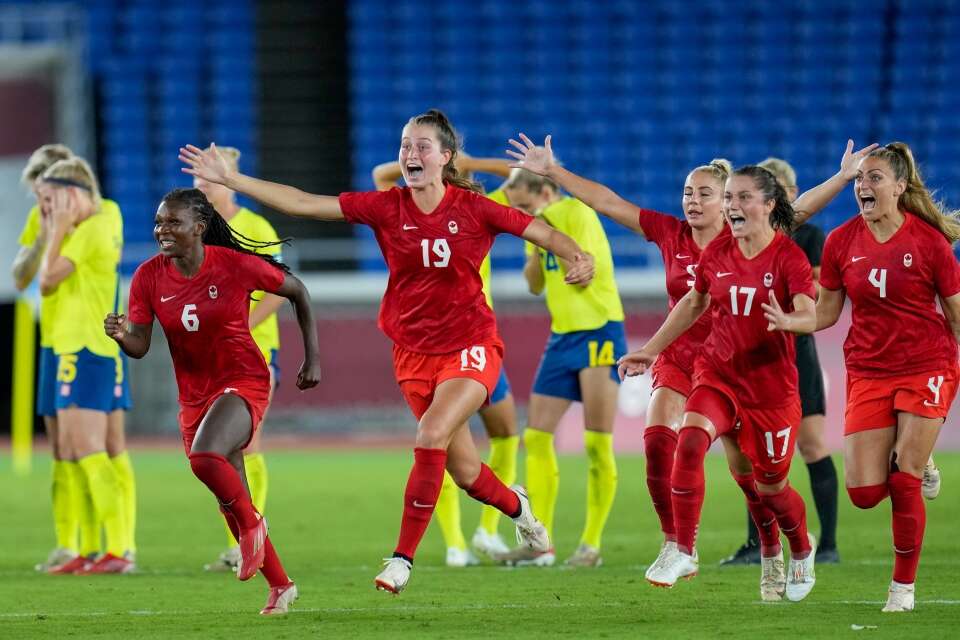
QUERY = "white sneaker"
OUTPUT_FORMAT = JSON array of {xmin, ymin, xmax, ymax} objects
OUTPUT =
[
  {"xmin": 494, "ymin": 545, "xmax": 556, "ymax": 567},
  {"xmin": 785, "ymin": 533, "xmax": 817, "ymax": 602},
  {"xmin": 882, "ymin": 581, "xmax": 915, "ymax": 612},
  {"xmin": 472, "ymin": 527, "xmax": 510, "ymax": 558},
  {"xmin": 644, "ymin": 541, "xmax": 678, "ymax": 581},
  {"xmin": 760, "ymin": 551, "xmax": 787, "ymax": 602},
  {"xmin": 445, "ymin": 547, "xmax": 479, "ymax": 567},
  {"xmin": 510, "ymin": 485, "xmax": 550, "ymax": 552},
  {"xmin": 203, "ymin": 546, "xmax": 240, "ymax": 573},
  {"xmin": 646, "ymin": 550, "xmax": 698, "ymax": 588},
  {"xmin": 565, "ymin": 543, "xmax": 602, "ymax": 567},
  {"xmin": 35, "ymin": 547, "xmax": 77, "ymax": 572},
  {"xmin": 374, "ymin": 557, "xmax": 412, "ymax": 594},
  {"xmin": 922, "ymin": 459, "xmax": 941, "ymax": 500}
]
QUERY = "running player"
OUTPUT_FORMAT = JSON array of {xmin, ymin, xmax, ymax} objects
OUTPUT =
[
  {"xmin": 105, "ymin": 187, "xmax": 319, "ymax": 615},
  {"xmin": 35, "ymin": 157, "xmax": 135, "ymax": 574},
  {"xmin": 179, "ymin": 108, "xmax": 594, "ymax": 594},
  {"xmin": 373, "ymin": 155, "xmax": 519, "ymax": 565},
  {"xmin": 620, "ymin": 166, "xmax": 818, "ymax": 601},
  {"xmin": 816, "ymin": 143, "xmax": 960, "ymax": 612},
  {"xmin": 194, "ymin": 145, "xmax": 285, "ymax": 573}
]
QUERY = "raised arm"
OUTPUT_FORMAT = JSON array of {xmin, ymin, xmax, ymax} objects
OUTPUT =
[
  {"xmin": 249, "ymin": 293, "xmax": 286, "ymax": 330},
  {"xmin": 814, "ymin": 287, "xmax": 846, "ymax": 331},
  {"xmin": 507, "ymin": 134, "xmax": 645, "ymax": 235},
  {"xmin": 274, "ymin": 273, "xmax": 321, "ymax": 389},
  {"xmin": 180, "ymin": 144, "xmax": 344, "ymax": 221},
  {"xmin": 12, "ymin": 230, "xmax": 47, "ymax": 291},
  {"xmin": 521, "ymin": 217, "xmax": 594, "ymax": 286},
  {"xmin": 104, "ymin": 313, "xmax": 153, "ymax": 359},
  {"xmin": 618, "ymin": 288, "xmax": 711, "ymax": 378},
  {"xmin": 371, "ymin": 161, "xmax": 403, "ymax": 191},
  {"xmin": 38, "ymin": 190, "xmax": 80, "ymax": 295},
  {"xmin": 793, "ymin": 140, "xmax": 879, "ymax": 225},
  {"xmin": 760, "ymin": 291, "xmax": 817, "ymax": 334}
]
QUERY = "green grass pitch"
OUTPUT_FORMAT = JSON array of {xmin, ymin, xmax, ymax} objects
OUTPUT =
[{"xmin": 1, "ymin": 449, "xmax": 957, "ymax": 638}]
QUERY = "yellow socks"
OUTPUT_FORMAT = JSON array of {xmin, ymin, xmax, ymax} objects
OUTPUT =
[
  {"xmin": 479, "ymin": 435, "xmax": 519, "ymax": 534},
  {"xmin": 523, "ymin": 428, "xmax": 559, "ymax": 540},
  {"xmin": 110, "ymin": 451, "xmax": 137, "ymax": 554},
  {"xmin": 581, "ymin": 430, "xmax": 617, "ymax": 549},
  {"xmin": 51, "ymin": 460, "xmax": 78, "ymax": 552},
  {"xmin": 78, "ymin": 452, "xmax": 125, "ymax": 557},
  {"xmin": 434, "ymin": 470, "xmax": 467, "ymax": 550},
  {"xmin": 222, "ymin": 453, "xmax": 269, "ymax": 547}
]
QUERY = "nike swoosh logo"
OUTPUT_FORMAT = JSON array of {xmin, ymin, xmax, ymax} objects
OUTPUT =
[
  {"xmin": 224, "ymin": 387, "xmax": 238, "ymax": 393},
  {"xmin": 717, "ymin": 272, "xmax": 733, "ymax": 278},
  {"xmin": 851, "ymin": 256, "xmax": 867, "ymax": 262},
  {"xmin": 770, "ymin": 458, "xmax": 786, "ymax": 464},
  {"xmin": 676, "ymin": 254, "xmax": 690, "ymax": 259},
  {"xmin": 160, "ymin": 295, "xmax": 177, "ymax": 302},
  {"xmin": 403, "ymin": 224, "xmax": 418, "ymax": 230},
  {"xmin": 412, "ymin": 500, "xmax": 434, "ymax": 508},
  {"xmin": 923, "ymin": 400, "xmax": 939, "ymax": 406}
]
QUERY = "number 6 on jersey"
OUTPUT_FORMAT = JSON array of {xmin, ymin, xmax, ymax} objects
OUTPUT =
[{"xmin": 181, "ymin": 304, "xmax": 200, "ymax": 332}]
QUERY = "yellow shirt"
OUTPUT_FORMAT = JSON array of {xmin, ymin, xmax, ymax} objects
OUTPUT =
[
  {"xmin": 226, "ymin": 207, "xmax": 282, "ymax": 360},
  {"xmin": 18, "ymin": 205, "xmax": 59, "ymax": 348},
  {"xmin": 51, "ymin": 199, "xmax": 123, "ymax": 357},
  {"xmin": 525, "ymin": 197, "xmax": 624, "ymax": 334},
  {"xmin": 480, "ymin": 189, "xmax": 511, "ymax": 309}
]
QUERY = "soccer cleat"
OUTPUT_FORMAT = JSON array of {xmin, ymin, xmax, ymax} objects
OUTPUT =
[
  {"xmin": 565, "ymin": 543, "xmax": 602, "ymax": 567},
  {"xmin": 260, "ymin": 581, "xmax": 298, "ymax": 615},
  {"xmin": 760, "ymin": 551, "xmax": 787, "ymax": 602},
  {"xmin": 375, "ymin": 557, "xmax": 412, "ymax": 594},
  {"xmin": 815, "ymin": 546, "xmax": 840, "ymax": 564},
  {"xmin": 494, "ymin": 545, "xmax": 556, "ymax": 567},
  {"xmin": 35, "ymin": 547, "xmax": 77, "ymax": 572},
  {"xmin": 922, "ymin": 459, "xmax": 941, "ymax": 500},
  {"xmin": 204, "ymin": 546, "xmax": 241, "ymax": 573},
  {"xmin": 510, "ymin": 485, "xmax": 550, "ymax": 553},
  {"xmin": 472, "ymin": 527, "xmax": 510, "ymax": 558},
  {"xmin": 237, "ymin": 516, "xmax": 267, "ymax": 581},
  {"xmin": 785, "ymin": 533, "xmax": 817, "ymax": 602},
  {"xmin": 646, "ymin": 550, "xmax": 698, "ymax": 588},
  {"xmin": 645, "ymin": 541, "xmax": 678, "ymax": 581},
  {"xmin": 47, "ymin": 554, "xmax": 95, "ymax": 575},
  {"xmin": 719, "ymin": 541, "xmax": 761, "ymax": 566},
  {"xmin": 445, "ymin": 547, "xmax": 479, "ymax": 567},
  {"xmin": 881, "ymin": 581, "xmax": 915, "ymax": 613},
  {"xmin": 81, "ymin": 552, "xmax": 135, "ymax": 575}
]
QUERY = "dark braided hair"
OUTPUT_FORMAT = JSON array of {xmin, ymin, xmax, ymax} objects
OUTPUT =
[
  {"xmin": 732, "ymin": 165, "xmax": 796, "ymax": 232},
  {"xmin": 162, "ymin": 188, "xmax": 291, "ymax": 274},
  {"xmin": 407, "ymin": 109, "xmax": 484, "ymax": 194}
]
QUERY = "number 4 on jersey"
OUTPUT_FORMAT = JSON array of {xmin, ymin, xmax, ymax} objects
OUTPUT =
[{"xmin": 869, "ymin": 268, "xmax": 887, "ymax": 298}]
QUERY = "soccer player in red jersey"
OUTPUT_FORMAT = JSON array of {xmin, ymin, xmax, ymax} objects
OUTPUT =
[
  {"xmin": 816, "ymin": 143, "xmax": 960, "ymax": 612},
  {"xmin": 104, "ymin": 188, "xmax": 320, "ymax": 615},
  {"xmin": 179, "ymin": 109, "xmax": 594, "ymax": 594},
  {"xmin": 619, "ymin": 166, "xmax": 819, "ymax": 601}
]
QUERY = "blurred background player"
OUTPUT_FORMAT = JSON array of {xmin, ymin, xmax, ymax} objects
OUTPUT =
[
  {"xmin": 373, "ymin": 155, "xmax": 520, "ymax": 566},
  {"xmin": 106, "ymin": 187, "xmax": 320, "ymax": 615},
  {"xmin": 35, "ymin": 157, "xmax": 134, "ymax": 574},
  {"xmin": 816, "ymin": 143, "xmax": 960, "ymax": 612},
  {"xmin": 194, "ymin": 145, "xmax": 284, "ymax": 573}
]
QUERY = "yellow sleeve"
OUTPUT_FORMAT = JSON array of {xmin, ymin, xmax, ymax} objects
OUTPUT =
[{"xmin": 18, "ymin": 206, "xmax": 41, "ymax": 246}]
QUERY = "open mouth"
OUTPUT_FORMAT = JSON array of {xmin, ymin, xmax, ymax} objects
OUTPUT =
[
  {"xmin": 859, "ymin": 194, "xmax": 876, "ymax": 211},
  {"xmin": 406, "ymin": 164, "xmax": 424, "ymax": 180},
  {"xmin": 158, "ymin": 238, "xmax": 175, "ymax": 250},
  {"xmin": 728, "ymin": 212, "xmax": 746, "ymax": 230}
]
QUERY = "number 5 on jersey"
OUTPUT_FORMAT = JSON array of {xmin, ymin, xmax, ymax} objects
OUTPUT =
[{"xmin": 181, "ymin": 303, "xmax": 200, "ymax": 332}]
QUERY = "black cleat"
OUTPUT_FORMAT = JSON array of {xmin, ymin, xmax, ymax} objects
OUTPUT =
[
  {"xmin": 719, "ymin": 542, "xmax": 761, "ymax": 566},
  {"xmin": 815, "ymin": 546, "xmax": 840, "ymax": 564}
]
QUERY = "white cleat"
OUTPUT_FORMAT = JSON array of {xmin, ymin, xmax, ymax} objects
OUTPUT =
[
  {"xmin": 374, "ymin": 557, "xmax": 412, "ymax": 594},
  {"xmin": 646, "ymin": 550, "xmax": 698, "ymax": 588},
  {"xmin": 494, "ymin": 545, "xmax": 556, "ymax": 567},
  {"xmin": 35, "ymin": 547, "xmax": 77, "ymax": 572},
  {"xmin": 445, "ymin": 547, "xmax": 479, "ymax": 567},
  {"xmin": 882, "ymin": 581, "xmax": 915, "ymax": 612},
  {"xmin": 785, "ymin": 533, "xmax": 817, "ymax": 602},
  {"xmin": 510, "ymin": 485, "xmax": 550, "ymax": 553},
  {"xmin": 922, "ymin": 459, "xmax": 941, "ymax": 500},
  {"xmin": 203, "ymin": 546, "xmax": 240, "ymax": 573},
  {"xmin": 644, "ymin": 541, "xmax": 678, "ymax": 581},
  {"xmin": 565, "ymin": 543, "xmax": 602, "ymax": 567},
  {"xmin": 472, "ymin": 527, "xmax": 510, "ymax": 558},
  {"xmin": 760, "ymin": 551, "xmax": 787, "ymax": 602},
  {"xmin": 260, "ymin": 581, "xmax": 298, "ymax": 615}
]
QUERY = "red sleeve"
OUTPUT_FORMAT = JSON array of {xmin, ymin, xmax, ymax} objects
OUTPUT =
[
  {"xmin": 338, "ymin": 189, "xmax": 393, "ymax": 226},
  {"xmin": 819, "ymin": 231, "xmax": 843, "ymax": 291},
  {"xmin": 127, "ymin": 263, "xmax": 155, "ymax": 325},
  {"xmin": 932, "ymin": 236, "xmax": 960, "ymax": 298},
  {"xmin": 693, "ymin": 245, "xmax": 714, "ymax": 295},
  {"xmin": 784, "ymin": 242, "xmax": 816, "ymax": 300},
  {"xmin": 235, "ymin": 251, "xmax": 286, "ymax": 294},
  {"xmin": 480, "ymin": 197, "xmax": 535, "ymax": 237},
  {"xmin": 637, "ymin": 209, "xmax": 678, "ymax": 245}
]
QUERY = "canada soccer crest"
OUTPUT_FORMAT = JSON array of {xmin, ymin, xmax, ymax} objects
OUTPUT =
[
  {"xmin": 448, "ymin": 220, "xmax": 459, "ymax": 234},
  {"xmin": 763, "ymin": 272, "xmax": 774, "ymax": 288},
  {"xmin": 209, "ymin": 285, "xmax": 219, "ymax": 299},
  {"xmin": 903, "ymin": 253, "xmax": 913, "ymax": 267}
]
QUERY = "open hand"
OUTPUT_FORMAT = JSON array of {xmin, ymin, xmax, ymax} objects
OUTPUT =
[
  {"xmin": 761, "ymin": 290, "xmax": 791, "ymax": 332},
  {"xmin": 179, "ymin": 143, "xmax": 232, "ymax": 185},
  {"xmin": 617, "ymin": 348, "xmax": 656, "ymax": 380},
  {"xmin": 564, "ymin": 252, "xmax": 594, "ymax": 286},
  {"xmin": 506, "ymin": 133, "xmax": 556, "ymax": 176},
  {"xmin": 838, "ymin": 139, "xmax": 880, "ymax": 181}
]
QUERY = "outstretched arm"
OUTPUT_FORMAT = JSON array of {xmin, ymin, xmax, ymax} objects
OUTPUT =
[
  {"xmin": 507, "ymin": 134, "xmax": 645, "ymax": 235},
  {"xmin": 521, "ymin": 217, "xmax": 594, "ymax": 286},
  {"xmin": 793, "ymin": 140, "xmax": 879, "ymax": 225},
  {"xmin": 274, "ymin": 273, "xmax": 321, "ymax": 389},
  {"xmin": 618, "ymin": 288, "xmax": 710, "ymax": 378},
  {"xmin": 104, "ymin": 313, "xmax": 153, "ymax": 359},
  {"xmin": 180, "ymin": 144, "xmax": 344, "ymax": 221},
  {"xmin": 814, "ymin": 287, "xmax": 845, "ymax": 331},
  {"xmin": 760, "ymin": 291, "xmax": 817, "ymax": 334}
]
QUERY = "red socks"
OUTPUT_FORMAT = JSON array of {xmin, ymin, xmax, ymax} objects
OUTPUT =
[
  {"xmin": 759, "ymin": 483, "xmax": 811, "ymax": 558},
  {"xmin": 847, "ymin": 483, "xmax": 889, "ymax": 509},
  {"xmin": 394, "ymin": 447, "xmax": 447, "ymax": 561},
  {"xmin": 189, "ymin": 452, "xmax": 258, "ymax": 528},
  {"xmin": 889, "ymin": 471, "xmax": 925, "ymax": 584},
  {"xmin": 670, "ymin": 428, "xmax": 711, "ymax": 555},
  {"xmin": 467, "ymin": 463, "xmax": 521, "ymax": 517},
  {"xmin": 221, "ymin": 506, "xmax": 289, "ymax": 587},
  {"xmin": 644, "ymin": 426, "xmax": 678, "ymax": 541},
  {"xmin": 732, "ymin": 472, "xmax": 781, "ymax": 557}
]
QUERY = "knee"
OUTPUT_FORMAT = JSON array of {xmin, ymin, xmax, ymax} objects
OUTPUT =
[
  {"xmin": 416, "ymin": 418, "xmax": 451, "ymax": 449},
  {"xmin": 847, "ymin": 483, "xmax": 889, "ymax": 509},
  {"xmin": 755, "ymin": 477, "xmax": 788, "ymax": 495},
  {"xmin": 891, "ymin": 450, "xmax": 925, "ymax": 478},
  {"xmin": 675, "ymin": 428, "xmax": 710, "ymax": 468}
]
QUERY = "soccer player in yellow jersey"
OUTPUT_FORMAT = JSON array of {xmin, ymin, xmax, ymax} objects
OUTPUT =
[
  {"xmin": 35, "ymin": 157, "xmax": 134, "ymax": 574},
  {"xmin": 194, "ymin": 146, "xmax": 286, "ymax": 572},
  {"xmin": 497, "ymin": 167, "xmax": 625, "ymax": 568},
  {"xmin": 373, "ymin": 156, "xmax": 521, "ymax": 565}
]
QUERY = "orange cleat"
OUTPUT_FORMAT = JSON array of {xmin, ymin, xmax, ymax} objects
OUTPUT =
[
  {"xmin": 237, "ymin": 516, "xmax": 267, "ymax": 581},
  {"xmin": 260, "ymin": 581, "xmax": 298, "ymax": 615},
  {"xmin": 81, "ymin": 553, "xmax": 135, "ymax": 575}
]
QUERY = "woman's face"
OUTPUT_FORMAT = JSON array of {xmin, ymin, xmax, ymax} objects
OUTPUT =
[
  {"xmin": 503, "ymin": 184, "xmax": 553, "ymax": 216},
  {"xmin": 154, "ymin": 202, "xmax": 203, "ymax": 257},
  {"xmin": 723, "ymin": 174, "xmax": 774, "ymax": 239},
  {"xmin": 399, "ymin": 123, "xmax": 451, "ymax": 188},
  {"xmin": 682, "ymin": 170, "xmax": 724, "ymax": 230},
  {"xmin": 854, "ymin": 156, "xmax": 904, "ymax": 222}
]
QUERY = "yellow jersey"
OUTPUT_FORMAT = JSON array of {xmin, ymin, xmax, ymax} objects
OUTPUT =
[
  {"xmin": 480, "ymin": 189, "xmax": 511, "ymax": 309},
  {"xmin": 227, "ymin": 207, "xmax": 282, "ymax": 360},
  {"xmin": 51, "ymin": 199, "xmax": 124, "ymax": 357},
  {"xmin": 525, "ymin": 197, "xmax": 624, "ymax": 334},
  {"xmin": 18, "ymin": 205, "xmax": 60, "ymax": 348}
]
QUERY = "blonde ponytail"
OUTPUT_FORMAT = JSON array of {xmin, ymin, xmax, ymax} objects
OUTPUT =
[{"xmin": 692, "ymin": 157, "xmax": 732, "ymax": 186}]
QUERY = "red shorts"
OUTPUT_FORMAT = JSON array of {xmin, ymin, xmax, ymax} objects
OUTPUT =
[
  {"xmin": 392, "ymin": 340, "xmax": 504, "ymax": 420},
  {"xmin": 651, "ymin": 354, "xmax": 693, "ymax": 397},
  {"xmin": 845, "ymin": 365, "xmax": 960, "ymax": 435},
  {"xmin": 178, "ymin": 384, "xmax": 271, "ymax": 456}
]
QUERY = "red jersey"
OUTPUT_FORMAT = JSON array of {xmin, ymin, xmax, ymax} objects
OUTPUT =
[
  {"xmin": 693, "ymin": 232, "xmax": 815, "ymax": 408},
  {"xmin": 127, "ymin": 245, "xmax": 285, "ymax": 406},
  {"xmin": 637, "ymin": 209, "xmax": 713, "ymax": 372},
  {"xmin": 340, "ymin": 185, "xmax": 533, "ymax": 354},
  {"xmin": 820, "ymin": 212, "xmax": 960, "ymax": 378}
]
